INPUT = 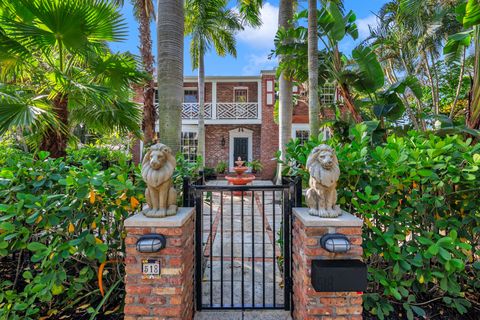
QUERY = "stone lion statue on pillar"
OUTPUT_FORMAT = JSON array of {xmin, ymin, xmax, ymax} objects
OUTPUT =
[
  {"xmin": 305, "ymin": 144, "xmax": 341, "ymax": 218},
  {"xmin": 141, "ymin": 143, "xmax": 177, "ymax": 217}
]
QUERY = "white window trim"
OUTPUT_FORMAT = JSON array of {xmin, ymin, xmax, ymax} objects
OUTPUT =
[
  {"xmin": 291, "ymin": 123, "xmax": 331, "ymax": 141},
  {"xmin": 233, "ymin": 87, "xmax": 249, "ymax": 103},
  {"xmin": 229, "ymin": 128, "xmax": 253, "ymax": 170},
  {"xmin": 291, "ymin": 124, "xmax": 310, "ymax": 140}
]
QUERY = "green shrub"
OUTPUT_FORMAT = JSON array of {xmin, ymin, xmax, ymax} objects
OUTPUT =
[
  {"xmin": 281, "ymin": 124, "xmax": 480, "ymax": 319},
  {"xmin": 0, "ymin": 147, "xmax": 144, "ymax": 319},
  {"xmin": 215, "ymin": 161, "xmax": 228, "ymax": 174}
]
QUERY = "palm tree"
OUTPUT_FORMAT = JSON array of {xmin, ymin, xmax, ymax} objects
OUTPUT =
[
  {"xmin": 0, "ymin": 0, "xmax": 143, "ymax": 157},
  {"xmin": 308, "ymin": 0, "xmax": 319, "ymax": 137},
  {"xmin": 185, "ymin": 0, "xmax": 243, "ymax": 166},
  {"xmin": 157, "ymin": 0, "xmax": 184, "ymax": 154},
  {"xmin": 277, "ymin": 0, "xmax": 294, "ymax": 182},
  {"xmin": 113, "ymin": 0, "xmax": 156, "ymax": 144}
]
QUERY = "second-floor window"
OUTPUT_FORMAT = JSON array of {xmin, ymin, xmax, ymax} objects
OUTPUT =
[
  {"xmin": 184, "ymin": 89, "xmax": 198, "ymax": 103},
  {"xmin": 234, "ymin": 88, "xmax": 248, "ymax": 103}
]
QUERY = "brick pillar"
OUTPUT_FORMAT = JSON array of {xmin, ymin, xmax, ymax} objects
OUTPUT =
[
  {"xmin": 124, "ymin": 208, "xmax": 195, "ymax": 320},
  {"xmin": 292, "ymin": 208, "xmax": 364, "ymax": 320}
]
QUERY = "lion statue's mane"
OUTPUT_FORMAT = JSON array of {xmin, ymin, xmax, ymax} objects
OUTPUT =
[
  {"xmin": 141, "ymin": 144, "xmax": 175, "ymax": 188},
  {"xmin": 141, "ymin": 143, "xmax": 177, "ymax": 217},
  {"xmin": 305, "ymin": 144, "xmax": 341, "ymax": 218}
]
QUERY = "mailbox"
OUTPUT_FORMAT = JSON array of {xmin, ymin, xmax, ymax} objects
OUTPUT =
[
  {"xmin": 320, "ymin": 233, "xmax": 351, "ymax": 253},
  {"xmin": 311, "ymin": 259, "xmax": 367, "ymax": 292},
  {"xmin": 136, "ymin": 234, "xmax": 166, "ymax": 253}
]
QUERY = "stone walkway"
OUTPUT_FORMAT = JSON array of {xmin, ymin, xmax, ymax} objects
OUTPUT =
[{"xmin": 198, "ymin": 180, "xmax": 287, "ymax": 311}]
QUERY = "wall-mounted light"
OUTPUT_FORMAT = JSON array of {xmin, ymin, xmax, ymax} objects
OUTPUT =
[
  {"xmin": 320, "ymin": 233, "xmax": 351, "ymax": 253},
  {"xmin": 136, "ymin": 234, "xmax": 166, "ymax": 253},
  {"xmin": 221, "ymin": 136, "xmax": 226, "ymax": 147}
]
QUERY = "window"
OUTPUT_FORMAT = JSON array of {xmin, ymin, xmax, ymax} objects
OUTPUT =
[
  {"xmin": 234, "ymin": 88, "xmax": 248, "ymax": 102},
  {"xmin": 295, "ymin": 130, "xmax": 310, "ymax": 145},
  {"xmin": 184, "ymin": 89, "xmax": 198, "ymax": 103},
  {"xmin": 181, "ymin": 131, "xmax": 198, "ymax": 162},
  {"xmin": 320, "ymin": 85, "xmax": 336, "ymax": 105}
]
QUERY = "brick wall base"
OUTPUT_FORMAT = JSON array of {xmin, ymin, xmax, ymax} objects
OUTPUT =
[
  {"xmin": 292, "ymin": 208, "xmax": 364, "ymax": 320},
  {"xmin": 124, "ymin": 208, "xmax": 195, "ymax": 320}
]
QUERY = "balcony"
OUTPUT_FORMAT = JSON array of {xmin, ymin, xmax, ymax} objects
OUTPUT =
[{"xmin": 181, "ymin": 102, "xmax": 260, "ymax": 123}]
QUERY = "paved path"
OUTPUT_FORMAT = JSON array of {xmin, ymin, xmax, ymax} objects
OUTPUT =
[{"xmin": 199, "ymin": 180, "xmax": 286, "ymax": 309}]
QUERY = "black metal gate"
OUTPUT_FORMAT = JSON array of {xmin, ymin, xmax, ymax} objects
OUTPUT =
[{"xmin": 186, "ymin": 178, "xmax": 301, "ymax": 311}]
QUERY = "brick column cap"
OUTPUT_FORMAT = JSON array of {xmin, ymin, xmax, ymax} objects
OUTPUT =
[
  {"xmin": 293, "ymin": 207, "xmax": 363, "ymax": 227},
  {"xmin": 125, "ymin": 207, "xmax": 195, "ymax": 228}
]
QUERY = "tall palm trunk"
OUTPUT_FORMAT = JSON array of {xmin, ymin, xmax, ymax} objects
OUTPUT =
[
  {"xmin": 40, "ymin": 94, "xmax": 68, "ymax": 158},
  {"xmin": 157, "ymin": 0, "xmax": 184, "ymax": 153},
  {"xmin": 308, "ymin": 0, "xmax": 319, "ymax": 137},
  {"xmin": 421, "ymin": 51, "xmax": 437, "ymax": 115},
  {"xmin": 277, "ymin": 0, "xmax": 294, "ymax": 183},
  {"xmin": 450, "ymin": 46, "xmax": 466, "ymax": 119},
  {"xmin": 429, "ymin": 50, "xmax": 440, "ymax": 115},
  {"xmin": 468, "ymin": 26, "xmax": 480, "ymax": 129},
  {"xmin": 198, "ymin": 52, "xmax": 206, "ymax": 167},
  {"xmin": 137, "ymin": 0, "xmax": 156, "ymax": 144}
]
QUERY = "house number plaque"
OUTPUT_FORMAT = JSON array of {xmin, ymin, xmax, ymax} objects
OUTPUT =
[{"xmin": 141, "ymin": 259, "xmax": 161, "ymax": 279}]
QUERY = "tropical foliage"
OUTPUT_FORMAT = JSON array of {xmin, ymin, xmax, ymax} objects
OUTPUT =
[
  {"xmin": 0, "ymin": 0, "xmax": 145, "ymax": 157},
  {"xmin": 273, "ymin": 0, "xmax": 480, "ymax": 132},
  {"xmin": 185, "ymin": 0, "xmax": 244, "ymax": 166},
  {"xmin": 280, "ymin": 124, "xmax": 480, "ymax": 319},
  {"xmin": 0, "ymin": 146, "xmax": 143, "ymax": 319}
]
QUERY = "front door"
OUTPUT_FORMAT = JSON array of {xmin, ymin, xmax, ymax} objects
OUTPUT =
[{"xmin": 233, "ymin": 137, "xmax": 248, "ymax": 165}]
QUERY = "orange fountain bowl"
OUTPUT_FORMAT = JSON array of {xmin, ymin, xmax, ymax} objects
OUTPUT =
[
  {"xmin": 225, "ymin": 174, "xmax": 256, "ymax": 185},
  {"xmin": 232, "ymin": 166, "xmax": 249, "ymax": 175}
]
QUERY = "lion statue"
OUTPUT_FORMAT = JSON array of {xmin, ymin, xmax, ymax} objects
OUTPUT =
[
  {"xmin": 305, "ymin": 144, "xmax": 341, "ymax": 218},
  {"xmin": 141, "ymin": 143, "xmax": 177, "ymax": 218}
]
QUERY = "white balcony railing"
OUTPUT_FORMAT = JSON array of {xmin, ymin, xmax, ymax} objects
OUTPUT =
[
  {"xmin": 181, "ymin": 102, "xmax": 258, "ymax": 120},
  {"xmin": 181, "ymin": 103, "xmax": 212, "ymax": 119}
]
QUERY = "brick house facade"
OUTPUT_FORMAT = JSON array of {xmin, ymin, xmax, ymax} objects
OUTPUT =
[{"xmin": 136, "ymin": 70, "xmax": 334, "ymax": 180}]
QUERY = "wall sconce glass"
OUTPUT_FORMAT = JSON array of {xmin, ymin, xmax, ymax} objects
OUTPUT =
[{"xmin": 221, "ymin": 136, "xmax": 226, "ymax": 147}]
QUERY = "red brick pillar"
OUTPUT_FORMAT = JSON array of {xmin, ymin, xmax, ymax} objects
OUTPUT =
[
  {"xmin": 124, "ymin": 208, "xmax": 195, "ymax": 320},
  {"xmin": 292, "ymin": 208, "xmax": 364, "ymax": 320}
]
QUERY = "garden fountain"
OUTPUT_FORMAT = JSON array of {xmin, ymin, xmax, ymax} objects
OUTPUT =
[{"xmin": 225, "ymin": 157, "xmax": 255, "ymax": 195}]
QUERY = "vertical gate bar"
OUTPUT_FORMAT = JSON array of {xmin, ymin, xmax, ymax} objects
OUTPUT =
[
  {"xmin": 195, "ymin": 190, "xmax": 203, "ymax": 311},
  {"xmin": 262, "ymin": 190, "xmax": 265, "ymax": 307},
  {"xmin": 231, "ymin": 191, "xmax": 234, "ymax": 307},
  {"xmin": 220, "ymin": 191, "xmax": 224, "ymax": 307},
  {"xmin": 241, "ymin": 192, "xmax": 244, "ymax": 308},
  {"xmin": 182, "ymin": 177, "xmax": 189, "ymax": 207},
  {"xmin": 251, "ymin": 190, "xmax": 255, "ymax": 307},
  {"xmin": 272, "ymin": 190, "xmax": 276, "ymax": 307},
  {"xmin": 295, "ymin": 176, "xmax": 302, "ymax": 207},
  {"xmin": 283, "ymin": 186, "xmax": 292, "ymax": 311},
  {"xmin": 210, "ymin": 192, "xmax": 213, "ymax": 307}
]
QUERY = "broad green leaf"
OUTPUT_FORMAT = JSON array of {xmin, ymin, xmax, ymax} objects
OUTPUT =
[
  {"xmin": 27, "ymin": 242, "xmax": 47, "ymax": 252},
  {"xmin": 352, "ymin": 45, "xmax": 385, "ymax": 92},
  {"xmin": 463, "ymin": 0, "xmax": 480, "ymax": 28}
]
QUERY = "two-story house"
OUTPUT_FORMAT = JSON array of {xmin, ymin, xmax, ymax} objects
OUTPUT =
[{"xmin": 135, "ymin": 69, "xmax": 337, "ymax": 179}]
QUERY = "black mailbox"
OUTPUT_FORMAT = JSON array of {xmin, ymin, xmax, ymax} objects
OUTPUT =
[{"xmin": 311, "ymin": 259, "xmax": 367, "ymax": 292}]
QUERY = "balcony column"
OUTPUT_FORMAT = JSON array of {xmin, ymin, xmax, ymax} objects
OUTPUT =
[
  {"xmin": 257, "ymin": 80, "xmax": 262, "ymax": 120},
  {"xmin": 211, "ymin": 80, "xmax": 217, "ymax": 120}
]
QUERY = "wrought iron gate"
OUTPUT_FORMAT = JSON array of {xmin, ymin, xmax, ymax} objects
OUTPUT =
[{"xmin": 189, "ymin": 180, "xmax": 300, "ymax": 311}]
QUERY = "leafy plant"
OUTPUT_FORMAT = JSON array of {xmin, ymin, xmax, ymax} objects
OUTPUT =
[
  {"xmin": 281, "ymin": 123, "xmax": 480, "ymax": 319},
  {"xmin": 215, "ymin": 160, "xmax": 228, "ymax": 174},
  {"xmin": 246, "ymin": 159, "xmax": 263, "ymax": 173},
  {"xmin": 0, "ymin": 146, "xmax": 144, "ymax": 319}
]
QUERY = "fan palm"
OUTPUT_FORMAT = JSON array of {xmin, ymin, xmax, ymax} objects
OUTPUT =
[
  {"xmin": 0, "ymin": 0, "xmax": 144, "ymax": 157},
  {"xmin": 185, "ymin": 0, "xmax": 246, "ymax": 166}
]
